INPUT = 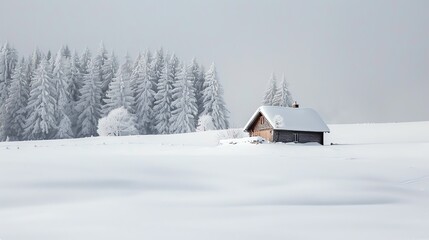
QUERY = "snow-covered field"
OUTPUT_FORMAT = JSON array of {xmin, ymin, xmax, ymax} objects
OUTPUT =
[{"xmin": 1, "ymin": 122, "xmax": 429, "ymax": 240}]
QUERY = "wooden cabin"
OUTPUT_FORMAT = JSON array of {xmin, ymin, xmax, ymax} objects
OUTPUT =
[{"xmin": 243, "ymin": 105, "xmax": 330, "ymax": 145}]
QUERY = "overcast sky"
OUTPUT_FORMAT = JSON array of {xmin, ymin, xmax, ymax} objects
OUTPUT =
[{"xmin": 1, "ymin": 0, "xmax": 428, "ymax": 126}]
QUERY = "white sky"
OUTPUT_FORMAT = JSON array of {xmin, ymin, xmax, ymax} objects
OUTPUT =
[{"xmin": 1, "ymin": 0, "xmax": 428, "ymax": 126}]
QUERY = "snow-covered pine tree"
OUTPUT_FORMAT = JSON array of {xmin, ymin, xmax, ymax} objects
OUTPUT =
[
  {"xmin": 149, "ymin": 48, "xmax": 165, "ymax": 93},
  {"xmin": 202, "ymin": 63, "xmax": 229, "ymax": 130},
  {"xmin": 23, "ymin": 55, "xmax": 32, "ymax": 86},
  {"xmin": 0, "ymin": 44, "xmax": 5, "ymax": 141},
  {"xmin": 48, "ymin": 52, "xmax": 55, "ymax": 72},
  {"xmin": 120, "ymin": 53, "xmax": 134, "ymax": 87},
  {"xmin": 46, "ymin": 50, "xmax": 52, "ymax": 61},
  {"xmin": 168, "ymin": 54, "xmax": 180, "ymax": 83},
  {"xmin": 130, "ymin": 52, "xmax": 142, "ymax": 94},
  {"xmin": 272, "ymin": 74, "xmax": 293, "ymax": 107},
  {"xmin": 0, "ymin": 42, "xmax": 18, "ymax": 140},
  {"xmin": 56, "ymin": 105, "xmax": 74, "ymax": 139},
  {"xmin": 102, "ymin": 59, "xmax": 135, "ymax": 116},
  {"xmin": 262, "ymin": 73, "xmax": 277, "ymax": 106},
  {"xmin": 170, "ymin": 64, "xmax": 198, "ymax": 133},
  {"xmin": 61, "ymin": 45, "xmax": 72, "ymax": 59},
  {"xmin": 76, "ymin": 59, "xmax": 103, "ymax": 137},
  {"xmin": 101, "ymin": 51, "xmax": 118, "ymax": 100},
  {"xmin": 30, "ymin": 48, "xmax": 42, "ymax": 79},
  {"xmin": 23, "ymin": 58, "xmax": 57, "ymax": 140},
  {"xmin": 121, "ymin": 53, "xmax": 134, "ymax": 113},
  {"xmin": 52, "ymin": 49, "xmax": 74, "ymax": 139},
  {"xmin": 94, "ymin": 42, "xmax": 109, "ymax": 96},
  {"xmin": 0, "ymin": 42, "xmax": 18, "ymax": 99},
  {"xmin": 133, "ymin": 52, "xmax": 156, "ymax": 135},
  {"xmin": 153, "ymin": 54, "xmax": 175, "ymax": 134},
  {"xmin": 188, "ymin": 59, "xmax": 205, "ymax": 118},
  {"xmin": 68, "ymin": 51, "xmax": 83, "ymax": 102},
  {"xmin": 80, "ymin": 47, "xmax": 92, "ymax": 75},
  {"xmin": 4, "ymin": 58, "xmax": 30, "ymax": 140},
  {"xmin": 132, "ymin": 52, "xmax": 142, "ymax": 74},
  {"xmin": 67, "ymin": 51, "xmax": 84, "ymax": 134},
  {"xmin": 197, "ymin": 65, "xmax": 206, "ymax": 120}
]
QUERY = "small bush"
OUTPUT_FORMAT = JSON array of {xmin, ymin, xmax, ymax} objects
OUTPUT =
[
  {"xmin": 196, "ymin": 115, "xmax": 215, "ymax": 132},
  {"xmin": 217, "ymin": 128, "xmax": 249, "ymax": 140},
  {"xmin": 97, "ymin": 107, "xmax": 138, "ymax": 137}
]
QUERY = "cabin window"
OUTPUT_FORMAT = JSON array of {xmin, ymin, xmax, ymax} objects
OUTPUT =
[
  {"xmin": 294, "ymin": 133, "xmax": 299, "ymax": 143},
  {"xmin": 261, "ymin": 117, "xmax": 264, "ymax": 124}
]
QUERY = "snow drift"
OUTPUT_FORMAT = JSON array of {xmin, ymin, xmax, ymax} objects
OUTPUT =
[{"xmin": 0, "ymin": 122, "xmax": 428, "ymax": 240}]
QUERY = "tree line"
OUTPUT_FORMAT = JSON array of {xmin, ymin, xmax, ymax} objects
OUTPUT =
[
  {"xmin": 0, "ymin": 42, "xmax": 229, "ymax": 141},
  {"xmin": 262, "ymin": 73, "xmax": 294, "ymax": 107}
]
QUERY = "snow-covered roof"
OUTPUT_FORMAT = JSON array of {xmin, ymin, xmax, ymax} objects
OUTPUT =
[{"xmin": 243, "ymin": 106, "xmax": 330, "ymax": 132}]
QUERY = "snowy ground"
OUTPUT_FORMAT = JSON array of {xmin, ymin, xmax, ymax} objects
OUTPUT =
[{"xmin": 0, "ymin": 122, "xmax": 429, "ymax": 240}]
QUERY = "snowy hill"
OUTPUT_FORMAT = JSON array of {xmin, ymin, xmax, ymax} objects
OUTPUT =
[{"xmin": 0, "ymin": 122, "xmax": 429, "ymax": 240}]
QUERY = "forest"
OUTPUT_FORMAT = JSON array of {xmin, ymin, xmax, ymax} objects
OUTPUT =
[{"xmin": 0, "ymin": 42, "xmax": 229, "ymax": 141}]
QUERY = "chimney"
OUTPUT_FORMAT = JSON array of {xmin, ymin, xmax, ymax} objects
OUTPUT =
[{"xmin": 292, "ymin": 101, "xmax": 299, "ymax": 108}]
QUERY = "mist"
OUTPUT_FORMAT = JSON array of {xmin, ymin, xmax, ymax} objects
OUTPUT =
[{"xmin": 1, "ymin": 0, "xmax": 428, "ymax": 126}]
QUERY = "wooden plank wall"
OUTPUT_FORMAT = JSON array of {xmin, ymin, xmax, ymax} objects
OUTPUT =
[
  {"xmin": 274, "ymin": 130, "xmax": 323, "ymax": 145},
  {"xmin": 249, "ymin": 114, "xmax": 274, "ymax": 141},
  {"xmin": 251, "ymin": 130, "xmax": 273, "ymax": 141},
  {"xmin": 251, "ymin": 115, "xmax": 272, "ymax": 131}
]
